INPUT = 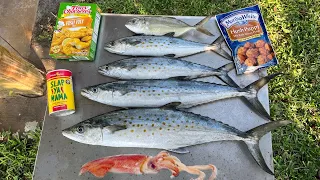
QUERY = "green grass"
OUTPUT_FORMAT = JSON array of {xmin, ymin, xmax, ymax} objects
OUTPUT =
[
  {"xmin": 0, "ymin": 129, "xmax": 40, "ymax": 180},
  {"xmin": 2, "ymin": 0, "xmax": 319, "ymax": 179}
]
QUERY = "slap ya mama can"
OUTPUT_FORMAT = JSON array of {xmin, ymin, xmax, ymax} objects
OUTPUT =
[{"xmin": 46, "ymin": 69, "xmax": 75, "ymax": 116}]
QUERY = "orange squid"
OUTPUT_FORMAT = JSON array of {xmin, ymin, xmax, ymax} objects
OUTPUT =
[{"xmin": 79, "ymin": 151, "xmax": 217, "ymax": 180}]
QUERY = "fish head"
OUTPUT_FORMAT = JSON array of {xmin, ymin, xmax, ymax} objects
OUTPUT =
[
  {"xmin": 125, "ymin": 17, "xmax": 147, "ymax": 34},
  {"xmin": 98, "ymin": 64, "xmax": 121, "ymax": 77},
  {"xmin": 62, "ymin": 119, "xmax": 103, "ymax": 145},
  {"xmin": 105, "ymin": 37, "xmax": 141, "ymax": 54},
  {"xmin": 81, "ymin": 84, "xmax": 114, "ymax": 104},
  {"xmin": 98, "ymin": 64, "xmax": 111, "ymax": 76}
]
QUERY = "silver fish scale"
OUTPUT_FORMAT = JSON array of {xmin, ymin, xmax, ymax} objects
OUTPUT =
[
  {"xmin": 86, "ymin": 109, "xmax": 245, "ymax": 149},
  {"xmin": 82, "ymin": 80, "xmax": 248, "ymax": 108},
  {"xmin": 99, "ymin": 57, "xmax": 217, "ymax": 80},
  {"xmin": 143, "ymin": 16, "xmax": 190, "ymax": 27},
  {"xmin": 105, "ymin": 36, "xmax": 210, "ymax": 57}
]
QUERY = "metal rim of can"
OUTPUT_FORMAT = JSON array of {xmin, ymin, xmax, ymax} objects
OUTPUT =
[{"xmin": 46, "ymin": 69, "xmax": 72, "ymax": 79}]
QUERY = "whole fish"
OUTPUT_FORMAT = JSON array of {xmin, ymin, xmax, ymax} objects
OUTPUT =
[
  {"xmin": 125, "ymin": 16, "xmax": 213, "ymax": 37},
  {"xmin": 98, "ymin": 57, "xmax": 236, "ymax": 86},
  {"xmin": 81, "ymin": 74, "xmax": 281, "ymax": 119},
  {"xmin": 62, "ymin": 108, "xmax": 291, "ymax": 175},
  {"xmin": 104, "ymin": 36, "xmax": 231, "ymax": 59}
]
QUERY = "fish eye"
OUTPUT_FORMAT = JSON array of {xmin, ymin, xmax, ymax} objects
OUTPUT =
[
  {"xmin": 77, "ymin": 126, "xmax": 85, "ymax": 133},
  {"xmin": 92, "ymin": 88, "xmax": 98, "ymax": 93},
  {"xmin": 105, "ymin": 65, "xmax": 109, "ymax": 70},
  {"xmin": 131, "ymin": 19, "xmax": 137, "ymax": 23}
]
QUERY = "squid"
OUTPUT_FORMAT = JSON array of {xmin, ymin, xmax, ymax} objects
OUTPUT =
[{"xmin": 79, "ymin": 151, "xmax": 217, "ymax": 180}]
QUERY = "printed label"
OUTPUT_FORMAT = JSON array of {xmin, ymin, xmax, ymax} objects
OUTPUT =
[
  {"xmin": 47, "ymin": 70, "xmax": 75, "ymax": 115},
  {"xmin": 216, "ymin": 5, "xmax": 278, "ymax": 74}
]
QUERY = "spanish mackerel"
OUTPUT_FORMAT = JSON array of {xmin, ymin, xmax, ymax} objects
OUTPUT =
[
  {"xmin": 104, "ymin": 36, "xmax": 231, "ymax": 59},
  {"xmin": 98, "ymin": 57, "xmax": 236, "ymax": 86},
  {"xmin": 81, "ymin": 74, "xmax": 280, "ymax": 119},
  {"xmin": 62, "ymin": 108, "xmax": 291, "ymax": 175},
  {"xmin": 125, "ymin": 16, "xmax": 213, "ymax": 37}
]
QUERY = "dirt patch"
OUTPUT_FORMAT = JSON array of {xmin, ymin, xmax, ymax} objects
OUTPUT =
[{"xmin": 32, "ymin": 0, "xmax": 68, "ymax": 47}]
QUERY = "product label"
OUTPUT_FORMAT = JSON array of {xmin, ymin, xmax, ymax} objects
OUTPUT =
[
  {"xmin": 49, "ymin": 3, "xmax": 101, "ymax": 61},
  {"xmin": 216, "ymin": 5, "xmax": 278, "ymax": 74},
  {"xmin": 47, "ymin": 70, "xmax": 75, "ymax": 115}
]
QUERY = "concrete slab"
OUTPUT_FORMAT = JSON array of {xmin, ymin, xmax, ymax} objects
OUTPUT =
[
  {"xmin": 33, "ymin": 14, "xmax": 274, "ymax": 180},
  {"xmin": 0, "ymin": 0, "xmax": 47, "ymax": 132}
]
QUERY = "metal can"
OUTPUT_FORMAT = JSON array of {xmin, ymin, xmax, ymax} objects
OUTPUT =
[{"xmin": 46, "ymin": 69, "xmax": 75, "ymax": 116}]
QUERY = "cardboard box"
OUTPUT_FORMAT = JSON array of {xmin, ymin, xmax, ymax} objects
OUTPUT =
[{"xmin": 49, "ymin": 3, "xmax": 101, "ymax": 61}]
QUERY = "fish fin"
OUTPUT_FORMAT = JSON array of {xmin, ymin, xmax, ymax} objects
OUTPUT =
[
  {"xmin": 167, "ymin": 147, "xmax": 190, "ymax": 154},
  {"xmin": 242, "ymin": 73, "xmax": 282, "ymax": 120},
  {"xmin": 163, "ymin": 32, "xmax": 175, "ymax": 37},
  {"xmin": 243, "ymin": 120, "xmax": 291, "ymax": 175},
  {"xmin": 161, "ymin": 102, "xmax": 182, "ymax": 109},
  {"xmin": 168, "ymin": 76, "xmax": 189, "ymax": 80},
  {"xmin": 194, "ymin": 16, "xmax": 214, "ymax": 36},
  {"xmin": 106, "ymin": 125, "xmax": 127, "ymax": 133},
  {"xmin": 131, "ymin": 40, "xmax": 142, "ymax": 46},
  {"xmin": 80, "ymin": 158, "xmax": 114, "ymax": 178},
  {"xmin": 164, "ymin": 54, "xmax": 176, "ymax": 57},
  {"xmin": 124, "ymin": 65, "xmax": 138, "ymax": 71},
  {"xmin": 215, "ymin": 63, "xmax": 238, "ymax": 87},
  {"xmin": 209, "ymin": 36, "xmax": 232, "ymax": 60}
]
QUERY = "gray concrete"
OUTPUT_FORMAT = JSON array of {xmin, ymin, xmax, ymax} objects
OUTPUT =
[
  {"xmin": 33, "ymin": 15, "xmax": 274, "ymax": 180},
  {"xmin": 0, "ymin": 0, "xmax": 47, "ymax": 132}
]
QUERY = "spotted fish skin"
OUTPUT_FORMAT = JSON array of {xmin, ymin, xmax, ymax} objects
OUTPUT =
[
  {"xmin": 62, "ymin": 108, "xmax": 244, "ymax": 149},
  {"xmin": 62, "ymin": 108, "xmax": 291, "ymax": 175},
  {"xmin": 98, "ymin": 57, "xmax": 233, "ymax": 80},
  {"xmin": 104, "ymin": 36, "xmax": 231, "ymax": 59},
  {"xmin": 81, "ymin": 80, "xmax": 250, "ymax": 109}
]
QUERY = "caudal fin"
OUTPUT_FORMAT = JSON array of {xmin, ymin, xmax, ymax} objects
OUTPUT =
[
  {"xmin": 243, "ymin": 120, "xmax": 291, "ymax": 174},
  {"xmin": 242, "ymin": 73, "xmax": 282, "ymax": 120},
  {"xmin": 194, "ymin": 16, "xmax": 214, "ymax": 36},
  {"xmin": 215, "ymin": 63, "xmax": 238, "ymax": 87},
  {"xmin": 209, "ymin": 36, "xmax": 232, "ymax": 60}
]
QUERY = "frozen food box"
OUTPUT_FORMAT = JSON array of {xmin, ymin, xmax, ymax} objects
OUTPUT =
[
  {"xmin": 216, "ymin": 5, "xmax": 278, "ymax": 74},
  {"xmin": 49, "ymin": 3, "xmax": 101, "ymax": 61}
]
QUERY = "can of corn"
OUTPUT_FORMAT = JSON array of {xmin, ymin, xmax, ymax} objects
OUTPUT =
[{"xmin": 46, "ymin": 69, "xmax": 75, "ymax": 116}]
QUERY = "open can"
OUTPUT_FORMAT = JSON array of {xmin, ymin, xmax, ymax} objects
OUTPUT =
[{"xmin": 46, "ymin": 69, "xmax": 75, "ymax": 116}]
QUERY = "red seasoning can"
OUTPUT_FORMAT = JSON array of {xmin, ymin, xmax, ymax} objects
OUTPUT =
[{"xmin": 46, "ymin": 69, "xmax": 75, "ymax": 116}]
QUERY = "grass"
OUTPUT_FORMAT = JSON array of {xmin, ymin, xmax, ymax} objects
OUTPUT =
[
  {"xmin": 3, "ymin": 0, "xmax": 319, "ymax": 179},
  {"xmin": 0, "ymin": 129, "xmax": 40, "ymax": 180}
]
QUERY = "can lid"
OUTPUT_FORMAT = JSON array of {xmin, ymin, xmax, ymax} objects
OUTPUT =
[{"xmin": 46, "ymin": 69, "xmax": 72, "ymax": 79}]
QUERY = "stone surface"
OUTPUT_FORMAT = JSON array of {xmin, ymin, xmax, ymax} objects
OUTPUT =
[
  {"xmin": 0, "ymin": 0, "xmax": 47, "ymax": 132},
  {"xmin": 34, "ymin": 15, "xmax": 274, "ymax": 180}
]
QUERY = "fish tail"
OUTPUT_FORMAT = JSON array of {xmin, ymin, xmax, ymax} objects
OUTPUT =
[
  {"xmin": 243, "ymin": 120, "xmax": 291, "ymax": 175},
  {"xmin": 242, "ymin": 73, "xmax": 282, "ymax": 120},
  {"xmin": 209, "ymin": 36, "xmax": 232, "ymax": 60},
  {"xmin": 215, "ymin": 63, "xmax": 238, "ymax": 87},
  {"xmin": 194, "ymin": 16, "xmax": 214, "ymax": 36}
]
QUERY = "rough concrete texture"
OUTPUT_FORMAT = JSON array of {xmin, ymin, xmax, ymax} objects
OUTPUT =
[
  {"xmin": 34, "ymin": 15, "xmax": 274, "ymax": 180},
  {"xmin": 0, "ymin": 0, "xmax": 47, "ymax": 132}
]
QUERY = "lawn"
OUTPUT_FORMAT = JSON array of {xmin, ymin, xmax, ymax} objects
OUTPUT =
[{"xmin": 1, "ymin": 0, "xmax": 319, "ymax": 179}]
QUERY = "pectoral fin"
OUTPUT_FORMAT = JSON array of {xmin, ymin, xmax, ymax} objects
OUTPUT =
[
  {"xmin": 105, "ymin": 125, "xmax": 127, "ymax": 133},
  {"xmin": 160, "ymin": 102, "xmax": 182, "ymax": 109},
  {"xmin": 167, "ymin": 147, "xmax": 190, "ymax": 154},
  {"xmin": 163, "ymin": 32, "xmax": 175, "ymax": 37},
  {"xmin": 164, "ymin": 54, "xmax": 176, "ymax": 57}
]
